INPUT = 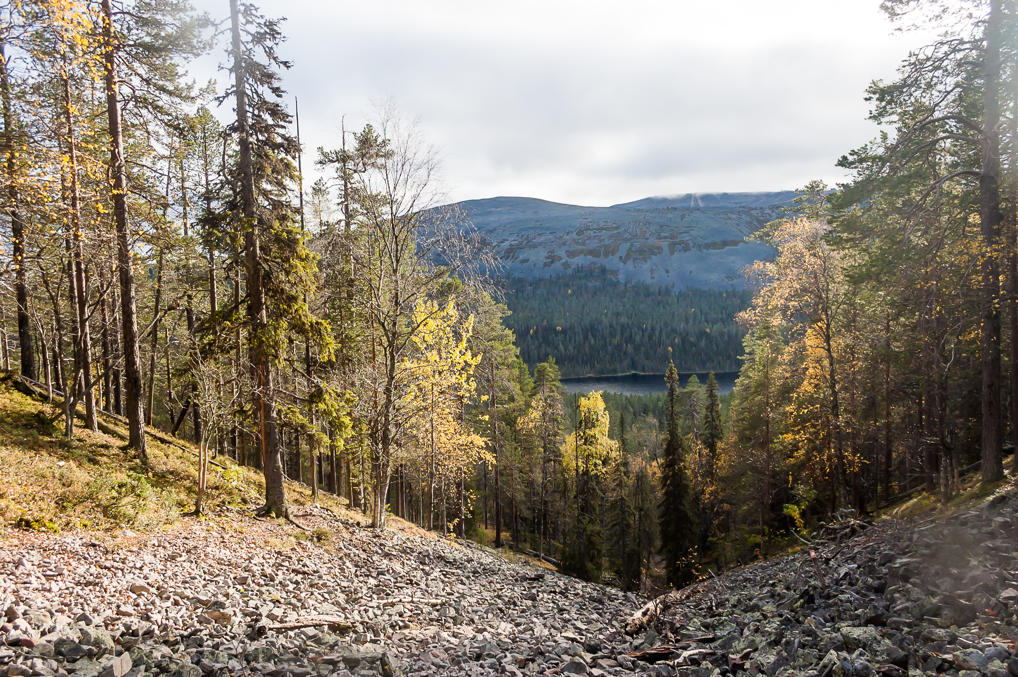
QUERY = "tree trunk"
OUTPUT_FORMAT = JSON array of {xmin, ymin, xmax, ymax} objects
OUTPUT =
[
  {"xmin": 180, "ymin": 159, "xmax": 202, "ymax": 443},
  {"xmin": 980, "ymin": 0, "xmax": 1004, "ymax": 483},
  {"xmin": 330, "ymin": 439, "xmax": 338, "ymax": 495},
  {"xmin": 231, "ymin": 0, "xmax": 285, "ymax": 515},
  {"xmin": 1, "ymin": 43, "xmax": 34, "ymax": 381},
  {"xmin": 1009, "ymin": 48, "xmax": 1018, "ymax": 474},
  {"xmin": 98, "ymin": 269, "xmax": 114, "ymax": 411},
  {"xmin": 883, "ymin": 314, "xmax": 893, "ymax": 504},
  {"xmin": 102, "ymin": 0, "xmax": 146, "ymax": 462},
  {"xmin": 146, "ymin": 248, "xmax": 164, "ymax": 425},
  {"xmin": 61, "ymin": 68, "xmax": 97, "ymax": 433},
  {"xmin": 491, "ymin": 360, "xmax": 502, "ymax": 548}
]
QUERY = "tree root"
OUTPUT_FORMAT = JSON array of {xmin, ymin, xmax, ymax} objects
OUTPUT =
[{"xmin": 254, "ymin": 504, "xmax": 307, "ymax": 531}]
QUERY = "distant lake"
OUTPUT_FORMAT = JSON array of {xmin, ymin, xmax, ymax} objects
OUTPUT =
[{"xmin": 562, "ymin": 371, "xmax": 738, "ymax": 396}]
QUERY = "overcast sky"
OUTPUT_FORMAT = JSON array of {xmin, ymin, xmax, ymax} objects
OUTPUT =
[{"xmin": 187, "ymin": 1, "xmax": 933, "ymax": 207}]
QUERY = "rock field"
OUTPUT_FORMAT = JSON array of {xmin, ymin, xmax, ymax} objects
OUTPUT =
[{"xmin": 2, "ymin": 489, "xmax": 1018, "ymax": 676}]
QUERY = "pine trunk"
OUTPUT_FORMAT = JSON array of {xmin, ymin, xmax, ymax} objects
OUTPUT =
[
  {"xmin": 102, "ymin": 0, "xmax": 146, "ymax": 461},
  {"xmin": 1, "ymin": 44, "xmax": 34, "ymax": 381},
  {"xmin": 980, "ymin": 0, "xmax": 1004, "ymax": 483},
  {"xmin": 61, "ymin": 69, "xmax": 97, "ymax": 433}
]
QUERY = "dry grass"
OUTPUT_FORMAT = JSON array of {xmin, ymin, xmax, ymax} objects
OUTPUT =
[
  {"xmin": 884, "ymin": 457, "xmax": 1017, "ymax": 522},
  {"xmin": 0, "ymin": 374, "xmax": 366, "ymax": 538}
]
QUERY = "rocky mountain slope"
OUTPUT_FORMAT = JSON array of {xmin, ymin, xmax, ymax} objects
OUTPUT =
[
  {"xmin": 4, "ymin": 486, "xmax": 1018, "ymax": 676},
  {"xmin": 446, "ymin": 192, "xmax": 793, "ymax": 290},
  {"xmin": 0, "ymin": 506, "xmax": 640, "ymax": 677},
  {"xmin": 625, "ymin": 488, "xmax": 1018, "ymax": 677}
]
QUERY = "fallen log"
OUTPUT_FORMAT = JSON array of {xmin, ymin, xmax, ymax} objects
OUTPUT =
[
  {"xmin": 374, "ymin": 598, "xmax": 444, "ymax": 607},
  {"xmin": 257, "ymin": 616, "xmax": 353, "ymax": 634},
  {"xmin": 624, "ymin": 580, "xmax": 710, "ymax": 635},
  {"xmin": 626, "ymin": 645, "xmax": 717, "ymax": 666}
]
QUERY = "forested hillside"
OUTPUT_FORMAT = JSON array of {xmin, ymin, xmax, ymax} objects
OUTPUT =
[
  {"xmin": 443, "ymin": 192, "xmax": 789, "ymax": 376},
  {"xmin": 504, "ymin": 267, "xmax": 750, "ymax": 376},
  {"xmin": 448, "ymin": 192, "xmax": 789, "ymax": 289}
]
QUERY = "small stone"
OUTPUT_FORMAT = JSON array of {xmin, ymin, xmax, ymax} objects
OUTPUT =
[
  {"xmin": 841, "ymin": 627, "xmax": 881, "ymax": 651},
  {"xmin": 984, "ymin": 647, "xmax": 1011, "ymax": 662},
  {"xmin": 128, "ymin": 583, "xmax": 151, "ymax": 595},
  {"xmin": 205, "ymin": 610, "xmax": 231, "ymax": 626},
  {"xmin": 954, "ymin": 650, "xmax": 988, "ymax": 672},
  {"xmin": 58, "ymin": 641, "xmax": 89, "ymax": 661},
  {"xmin": 853, "ymin": 659, "xmax": 874, "ymax": 676},
  {"xmin": 560, "ymin": 658, "xmax": 588, "ymax": 674},
  {"xmin": 99, "ymin": 653, "xmax": 132, "ymax": 677},
  {"xmin": 79, "ymin": 627, "xmax": 114, "ymax": 654}
]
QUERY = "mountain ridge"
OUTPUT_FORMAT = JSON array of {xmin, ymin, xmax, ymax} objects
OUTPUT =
[{"xmin": 443, "ymin": 190, "xmax": 795, "ymax": 290}]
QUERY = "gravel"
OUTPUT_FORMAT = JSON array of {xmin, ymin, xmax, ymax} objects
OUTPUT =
[
  {"xmin": 628, "ymin": 487, "xmax": 1018, "ymax": 677},
  {"xmin": 0, "ymin": 505, "xmax": 642, "ymax": 675},
  {"xmin": 3, "ymin": 488, "xmax": 1018, "ymax": 676}
]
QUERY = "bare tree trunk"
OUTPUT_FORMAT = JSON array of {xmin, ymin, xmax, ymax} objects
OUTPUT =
[
  {"xmin": 230, "ymin": 0, "xmax": 285, "ymax": 516},
  {"xmin": 102, "ymin": 0, "xmax": 146, "ymax": 462},
  {"xmin": 61, "ymin": 67, "xmax": 97, "ymax": 433},
  {"xmin": 491, "ymin": 360, "xmax": 502, "ymax": 548},
  {"xmin": 110, "ymin": 284, "xmax": 123, "ymax": 416},
  {"xmin": 146, "ymin": 249, "xmax": 164, "ymax": 424},
  {"xmin": 0, "ymin": 309, "xmax": 9, "ymax": 371},
  {"xmin": 428, "ymin": 385, "xmax": 435, "ymax": 531},
  {"xmin": 163, "ymin": 325, "xmax": 174, "ymax": 425},
  {"xmin": 181, "ymin": 158, "xmax": 202, "ymax": 443},
  {"xmin": 98, "ymin": 269, "xmax": 113, "ymax": 411},
  {"xmin": 882, "ymin": 314, "xmax": 893, "ymax": 504},
  {"xmin": 331, "ymin": 437, "xmax": 339, "ymax": 494},
  {"xmin": 1009, "ymin": 49, "xmax": 1018, "ymax": 474},
  {"xmin": 980, "ymin": 0, "xmax": 1004, "ymax": 483},
  {"xmin": 1, "ymin": 43, "xmax": 34, "ymax": 381}
]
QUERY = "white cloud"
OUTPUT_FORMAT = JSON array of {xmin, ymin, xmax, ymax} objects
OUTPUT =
[{"xmin": 188, "ymin": 0, "xmax": 936, "ymax": 206}]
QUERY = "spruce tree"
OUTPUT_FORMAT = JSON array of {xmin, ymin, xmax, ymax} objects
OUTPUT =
[
  {"xmin": 660, "ymin": 360, "xmax": 695, "ymax": 588},
  {"xmin": 703, "ymin": 371, "xmax": 722, "ymax": 480}
]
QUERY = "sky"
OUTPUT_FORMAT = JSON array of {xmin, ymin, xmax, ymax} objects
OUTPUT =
[{"xmin": 187, "ymin": 1, "xmax": 935, "ymax": 207}]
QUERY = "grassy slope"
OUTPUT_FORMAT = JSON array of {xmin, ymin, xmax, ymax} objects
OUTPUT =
[{"xmin": 0, "ymin": 373, "xmax": 359, "ymax": 537}]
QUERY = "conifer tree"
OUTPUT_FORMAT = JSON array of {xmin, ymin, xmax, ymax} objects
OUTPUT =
[
  {"xmin": 660, "ymin": 360, "xmax": 695, "ymax": 588},
  {"xmin": 703, "ymin": 371, "xmax": 722, "ymax": 480}
]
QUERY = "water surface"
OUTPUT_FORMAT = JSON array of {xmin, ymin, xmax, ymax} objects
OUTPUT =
[{"xmin": 562, "ymin": 371, "xmax": 738, "ymax": 396}]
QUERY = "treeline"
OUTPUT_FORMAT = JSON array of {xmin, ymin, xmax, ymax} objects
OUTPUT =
[{"xmin": 503, "ymin": 267, "xmax": 750, "ymax": 377}]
